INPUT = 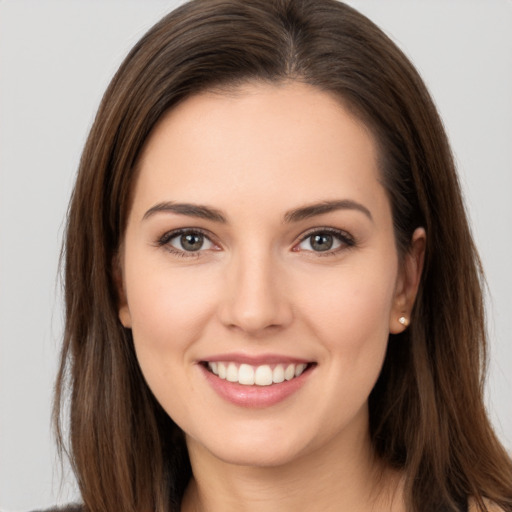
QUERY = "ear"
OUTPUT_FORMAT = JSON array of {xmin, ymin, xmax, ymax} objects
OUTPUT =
[
  {"xmin": 112, "ymin": 251, "xmax": 132, "ymax": 329},
  {"xmin": 389, "ymin": 227, "xmax": 426, "ymax": 334}
]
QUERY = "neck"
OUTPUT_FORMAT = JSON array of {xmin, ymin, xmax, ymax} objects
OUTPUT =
[{"xmin": 181, "ymin": 416, "xmax": 404, "ymax": 512}]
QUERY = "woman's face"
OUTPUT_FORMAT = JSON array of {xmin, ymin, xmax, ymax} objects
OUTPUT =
[{"xmin": 118, "ymin": 82, "xmax": 423, "ymax": 468}]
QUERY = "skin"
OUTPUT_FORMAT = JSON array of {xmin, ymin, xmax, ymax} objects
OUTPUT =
[{"xmin": 118, "ymin": 81, "xmax": 425, "ymax": 512}]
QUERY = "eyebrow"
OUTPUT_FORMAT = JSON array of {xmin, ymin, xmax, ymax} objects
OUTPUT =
[
  {"xmin": 142, "ymin": 199, "xmax": 373, "ymax": 224},
  {"xmin": 142, "ymin": 202, "xmax": 227, "ymax": 223},
  {"xmin": 283, "ymin": 199, "xmax": 373, "ymax": 223}
]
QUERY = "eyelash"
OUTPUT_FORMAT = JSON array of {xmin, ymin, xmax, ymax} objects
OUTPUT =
[
  {"xmin": 294, "ymin": 227, "xmax": 356, "ymax": 256},
  {"xmin": 156, "ymin": 227, "xmax": 356, "ymax": 258},
  {"xmin": 156, "ymin": 228, "xmax": 217, "ymax": 258}
]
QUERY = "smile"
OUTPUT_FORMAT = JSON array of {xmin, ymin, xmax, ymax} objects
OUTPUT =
[
  {"xmin": 206, "ymin": 361, "xmax": 309, "ymax": 386},
  {"xmin": 199, "ymin": 355, "xmax": 316, "ymax": 407}
]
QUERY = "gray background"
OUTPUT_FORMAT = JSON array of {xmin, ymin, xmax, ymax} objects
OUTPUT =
[{"xmin": 1, "ymin": 1, "xmax": 511, "ymax": 510}]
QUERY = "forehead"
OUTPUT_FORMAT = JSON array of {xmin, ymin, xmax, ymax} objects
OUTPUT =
[{"xmin": 132, "ymin": 81, "xmax": 386, "ymax": 220}]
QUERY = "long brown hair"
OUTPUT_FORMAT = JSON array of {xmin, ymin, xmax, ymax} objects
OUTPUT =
[{"xmin": 55, "ymin": 1, "xmax": 512, "ymax": 511}]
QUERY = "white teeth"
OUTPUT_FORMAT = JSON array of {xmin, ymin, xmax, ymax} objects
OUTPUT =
[
  {"xmin": 272, "ymin": 364, "xmax": 285, "ymax": 383},
  {"xmin": 284, "ymin": 364, "xmax": 295, "ymax": 381},
  {"xmin": 295, "ymin": 363, "xmax": 307, "ymax": 377},
  {"xmin": 217, "ymin": 362, "xmax": 227, "ymax": 379},
  {"xmin": 226, "ymin": 362, "xmax": 238, "ymax": 382},
  {"xmin": 238, "ymin": 364, "xmax": 255, "ymax": 385},
  {"xmin": 206, "ymin": 361, "xmax": 309, "ymax": 386},
  {"xmin": 254, "ymin": 365, "xmax": 273, "ymax": 386}
]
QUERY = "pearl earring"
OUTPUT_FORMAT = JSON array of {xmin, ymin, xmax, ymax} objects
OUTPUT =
[{"xmin": 398, "ymin": 316, "xmax": 409, "ymax": 327}]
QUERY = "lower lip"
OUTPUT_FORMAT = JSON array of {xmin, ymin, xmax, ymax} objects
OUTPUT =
[{"xmin": 199, "ymin": 364, "xmax": 313, "ymax": 408}]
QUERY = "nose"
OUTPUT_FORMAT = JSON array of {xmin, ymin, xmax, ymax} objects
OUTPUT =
[{"xmin": 217, "ymin": 247, "xmax": 294, "ymax": 336}]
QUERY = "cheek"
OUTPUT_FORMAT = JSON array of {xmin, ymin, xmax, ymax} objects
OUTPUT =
[
  {"xmin": 124, "ymin": 262, "xmax": 221, "ymax": 422},
  {"xmin": 294, "ymin": 255, "xmax": 398, "ymax": 402},
  {"xmin": 123, "ymin": 255, "xmax": 222, "ymax": 388},
  {"xmin": 293, "ymin": 263, "xmax": 397, "ymax": 426},
  {"xmin": 297, "ymin": 262, "xmax": 397, "ymax": 343},
  {"xmin": 126, "ymin": 260, "xmax": 216, "ymax": 339}
]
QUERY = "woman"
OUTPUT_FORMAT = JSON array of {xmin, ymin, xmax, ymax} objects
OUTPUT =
[{"xmin": 47, "ymin": 0, "xmax": 512, "ymax": 511}]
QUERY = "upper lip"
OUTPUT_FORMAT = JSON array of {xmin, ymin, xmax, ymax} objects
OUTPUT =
[{"xmin": 199, "ymin": 353, "xmax": 313, "ymax": 366}]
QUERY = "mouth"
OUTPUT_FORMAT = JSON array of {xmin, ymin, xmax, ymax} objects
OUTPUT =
[
  {"xmin": 202, "ymin": 361, "xmax": 315, "ymax": 386},
  {"xmin": 199, "ymin": 356, "xmax": 316, "ymax": 407}
]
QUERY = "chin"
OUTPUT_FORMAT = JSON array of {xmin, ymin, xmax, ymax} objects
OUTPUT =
[
  {"xmin": 207, "ymin": 442, "xmax": 305, "ymax": 468},
  {"xmin": 186, "ymin": 424, "xmax": 316, "ymax": 469}
]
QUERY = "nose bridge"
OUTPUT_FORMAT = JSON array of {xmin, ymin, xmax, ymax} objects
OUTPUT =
[{"xmin": 219, "ymin": 242, "xmax": 292, "ymax": 334}]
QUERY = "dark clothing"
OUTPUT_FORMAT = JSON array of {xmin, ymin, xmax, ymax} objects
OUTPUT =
[{"xmin": 32, "ymin": 506, "xmax": 83, "ymax": 512}]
